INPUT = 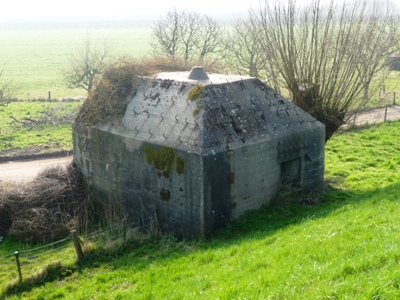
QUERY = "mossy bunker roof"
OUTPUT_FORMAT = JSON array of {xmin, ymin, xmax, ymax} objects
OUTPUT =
[{"xmin": 97, "ymin": 68, "xmax": 323, "ymax": 155}]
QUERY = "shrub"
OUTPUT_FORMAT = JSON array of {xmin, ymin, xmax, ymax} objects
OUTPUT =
[
  {"xmin": 76, "ymin": 58, "xmax": 141, "ymax": 126},
  {"xmin": 0, "ymin": 163, "xmax": 86, "ymax": 242}
]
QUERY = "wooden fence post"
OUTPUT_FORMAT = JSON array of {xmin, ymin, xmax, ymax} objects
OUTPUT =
[
  {"xmin": 48, "ymin": 91, "xmax": 51, "ymax": 101},
  {"xmin": 71, "ymin": 230, "xmax": 84, "ymax": 261},
  {"xmin": 393, "ymin": 92, "xmax": 396, "ymax": 105},
  {"xmin": 14, "ymin": 251, "xmax": 22, "ymax": 283},
  {"xmin": 384, "ymin": 107, "xmax": 388, "ymax": 122},
  {"xmin": 122, "ymin": 219, "xmax": 127, "ymax": 242}
]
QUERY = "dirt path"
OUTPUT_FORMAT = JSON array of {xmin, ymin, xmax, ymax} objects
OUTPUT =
[
  {"xmin": 344, "ymin": 105, "xmax": 400, "ymax": 127},
  {"xmin": 0, "ymin": 105, "xmax": 399, "ymax": 183},
  {"xmin": 0, "ymin": 156, "xmax": 72, "ymax": 183}
]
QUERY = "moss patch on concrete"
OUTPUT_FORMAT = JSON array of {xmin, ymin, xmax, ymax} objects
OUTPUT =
[
  {"xmin": 160, "ymin": 188, "xmax": 171, "ymax": 201},
  {"xmin": 193, "ymin": 107, "xmax": 201, "ymax": 116},
  {"xmin": 176, "ymin": 157, "xmax": 186, "ymax": 174},
  {"xmin": 188, "ymin": 86, "xmax": 205, "ymax": 101},
  {"xmin": 145, "ymin": 146, "xmax": 186, "ymax": 178}
]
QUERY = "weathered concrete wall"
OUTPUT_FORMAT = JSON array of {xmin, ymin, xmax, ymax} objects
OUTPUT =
[
  {"xmin": 229, "ymin": 141, "xmax": 281, "ymax": 220},
  {"xmin": 198, "ymin": 127, "xmax": 325, "ymax": 226},
  {"xmin": 201, "ymin": 125, "xmax": 325, "ymax": 226},
  {"xmin": 277, "ymin": 127, "xmax": 325, "ymax": 191},
  {"xmin": 73, "ymin": 123, "xmax": 205, "ymax": 238},
  {"xmin": 202, "ymin": 151, "xmax": 232, "ymax": 235}
]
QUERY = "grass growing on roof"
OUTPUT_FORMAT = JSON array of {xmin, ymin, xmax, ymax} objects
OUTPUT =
[{"xmin": 76, "ymin": 59, "xmax": 140, "ymax": 126}]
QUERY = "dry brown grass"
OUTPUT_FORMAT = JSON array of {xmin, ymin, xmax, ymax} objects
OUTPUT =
[
  {"xmin": 133, "ymin": 55, "xmax": 224, "ymax": 76},
  {"xmin": 76, "ymin": 58, "xmax": 141, "ymax": 126},
  {"xmin": 0, "ymin": 163, "xmax": 88, "ymax": 243}
]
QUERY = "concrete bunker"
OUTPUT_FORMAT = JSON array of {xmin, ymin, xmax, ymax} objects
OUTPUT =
[{"xmin": 73, "ymin": 67, "xmax": 325, "ymax": 238}]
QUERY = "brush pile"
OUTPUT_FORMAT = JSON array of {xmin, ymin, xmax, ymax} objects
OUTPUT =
[{"xmin": 0, "ymin": 163, "xmax": 89, "ymax": 243}]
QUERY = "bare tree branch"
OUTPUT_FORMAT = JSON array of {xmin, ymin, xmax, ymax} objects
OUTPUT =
[
  {"xmin": 197, "ymin": 15, "xmax": 226, "ymax": 63},
  {"xmin": 179, "ymin": 11, "xmax": 202, "ymax": 62},
  {"xmin": 151, "ymin": 9, "xmax": 183, "ymax": 58},
  {"xmin": 9, "ymin": 105, "xmax": 78, "ymax": 130},
  {"xmin": 250, "ymin": 0, "xmax": 400, "ymax": 141},
  {"xmin": 63, "ymin": 38, "xmax": 113, "ymax": 93},
  {"xmin": 151, "ymin": 10, "xmax": 225, "ymax": 65},
  {"xmin": 0, "ymin": 63, "xmax": 19, "ymax": 105},
  {"xmin": 225, "ymin": 19, "xmax": 266, "ymax": 77}
]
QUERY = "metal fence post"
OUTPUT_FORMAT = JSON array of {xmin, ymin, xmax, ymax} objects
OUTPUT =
[{"xmin": 14, "ymin": 251, "xmax": 22, "ymax": 283}]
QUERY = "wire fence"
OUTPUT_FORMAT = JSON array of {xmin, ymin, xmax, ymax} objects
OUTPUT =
[
  {"xmin": 0, "ymin": 235, "xmax": 72, "ymax": 283},
  {"xmin": 0, "ymin": 93, "xmax": 84, "ymax": 103},
  {"xmin": 0, "ymin": 228, "xmax": 115, "ymax": 287}
]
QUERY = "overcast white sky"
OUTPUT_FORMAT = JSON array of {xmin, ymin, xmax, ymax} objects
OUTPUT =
[
  {"xmin": 1, "ymin": 0, "xmax": 360, "ymax": 22},
  {"xmin": 2, "ymin": 0, "xmax": 260, "ymax": 21},
  {"xmin": 2, "ymin": 0, "xmax": 399, "ymax": 22}
]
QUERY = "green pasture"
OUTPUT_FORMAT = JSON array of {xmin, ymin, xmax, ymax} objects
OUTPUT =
[
  {"xmin": 1, "ymin": 24, "xmax": 399, "ymax": 104},
  {"xmin": 0, "ymin": 101, "xmax": 81, "ymax": 156},
  {"xmin": 1, "ymin": 121, "xmax": 400, "ymax": 299},
  {"xmin": 0, "ymin": 27, "xmax": 152, "ymax": 99}
]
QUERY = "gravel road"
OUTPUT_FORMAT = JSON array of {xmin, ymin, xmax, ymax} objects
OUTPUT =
[{"xmin": 0, "ymin": 156, "xmax": 72, "ymax": 183}]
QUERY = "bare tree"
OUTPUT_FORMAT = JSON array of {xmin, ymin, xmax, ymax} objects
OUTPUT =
[
  {"xmin": 151, "ymin": 9, "xmax": 182, "ymax": 58},
  {"xmin": 197, "ymin": 15, "xmax": 225, "ymax": 63},
  {"xmin": 151, "ymin": 9, "xmax": 225, "ymax": 64},
  {"xmin": 355, "ymin": 2, "xmax": 399, "ymax": 100},
  {"xmin": 225, "ymin": 19, "xmax": 266, "ymax": 77},
  {"xmin": 64, "ymin": 38, "xmax": 113, "ymax": 93},
  {"xmin": 250, "ymin": 0, "xmax": 400, "ymax": 141},
  {"xmin": 179, "ymin": 11, "xmax": 202, "ymax": 62},
  {"xmin": 0, "ymin": 66, "xmax": 18, "ymax": 105}
]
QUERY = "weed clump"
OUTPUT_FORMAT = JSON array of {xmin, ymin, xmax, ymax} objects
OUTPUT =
[{"xmin": 76, "ymin": 58, "xmax": 141, "ymax": 126}]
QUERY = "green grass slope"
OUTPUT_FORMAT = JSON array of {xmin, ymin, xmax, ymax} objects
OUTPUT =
[{"xmin": 1, "ymin": 121, "xmax": 400, "ymax": 299}]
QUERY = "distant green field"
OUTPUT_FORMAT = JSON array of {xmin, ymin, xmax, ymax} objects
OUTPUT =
[
  {"xmin": 0, "ymin": 101, "xmax": 81, "ymax": 156},
  {"xmin": 0, "ymin": 24, "xmax": 399, "ymax": 104},
  {"xmin": 0, "ymin": 27, "xmax": 152, "ymax": 99}
]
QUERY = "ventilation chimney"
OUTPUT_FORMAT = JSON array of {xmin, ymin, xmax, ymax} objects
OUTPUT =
[{"xmin": 188, "ymin": 66, "xmax": 209, "ymax": 81}]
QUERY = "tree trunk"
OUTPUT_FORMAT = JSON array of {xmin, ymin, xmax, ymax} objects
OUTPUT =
[
  {"xmin": 363, "ymin": 81, "xmax": 370, "ymax": 101},
  {"xmin": 291, "ymin": 82, "xmax": 344, "ymax": 143},
  {"xmin": 316, "ymin": 113, "xmax": 345, "ymax": 143}
]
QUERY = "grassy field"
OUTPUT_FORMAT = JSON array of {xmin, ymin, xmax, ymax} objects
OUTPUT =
[
  {"xmin": 0, "ymin": 26, "xmax": 152, "ymax": 99},
  {"xmin": 1, "ymin": 121, "xmax": 399, "ymax": 299},
  {"xmin": 0, "ymin": 23, "xmax": 399, "ymax": 102},
  {"xmin": 0, "ymin": 24, "xmax": 150, "ymax": 156},
  {"xmin": 0, "ymin": 101, "xmax": 81, "ymax": 156}
]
